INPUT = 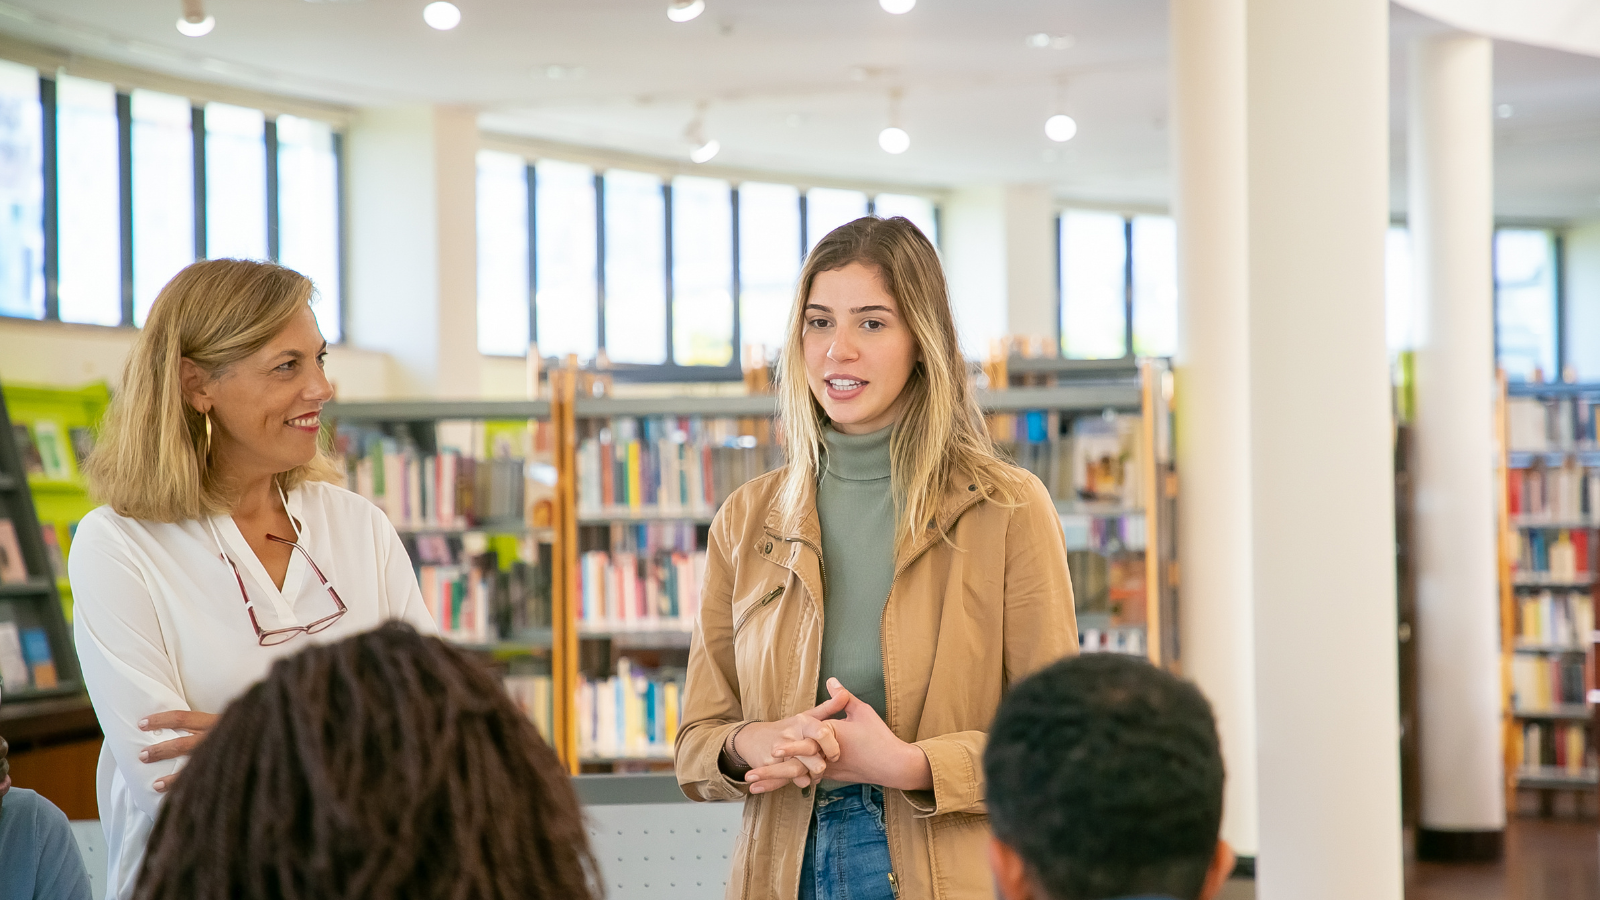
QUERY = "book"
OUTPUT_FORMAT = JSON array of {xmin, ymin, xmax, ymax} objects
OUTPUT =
[
  {"xmin": 19, "ymin": 627, "xmax": 56, "ymax": 689},
  {"xmin": 576, "ymin": 657, "xmax": 685, "ymax": 761},
  {"xmin": 575, "ymin": 416, "xmax": 781, "ymax": 517},
  {"xmin": 38, "ymin": 523, "xmax": 65, "ymax": 579},
  {"xmin": 31, "ymin": 420, "xmax": 71, "ymax": 480},
  {"xmin": 69, "ymin": 427, "xmax": 95, "ymax": 470},
  {"xmin": 0, "ymin": 520, "xmax": 26, "ymax": 583},
  {"xmin": 577, "ymin": 521, "xmax": 703, "ymax": 632},
  {"xmin": 11, "ymin": 424, "xmax": 42, "ymax": 477},
  {"xmin": 0, "ymin": 623, "xmax": 28, "ymax": 692}
]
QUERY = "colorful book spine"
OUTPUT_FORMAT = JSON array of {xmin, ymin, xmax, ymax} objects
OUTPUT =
[
  {"xmin": 576, "ymin": 658, "xmax": 685, "ymax": 761},
  {"xmin": 575, "ymin": 416, "xmax": 781, "ymax": 517}
]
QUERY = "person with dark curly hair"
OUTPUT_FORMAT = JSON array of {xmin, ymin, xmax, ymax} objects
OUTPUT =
[
  {"xmin": 983, "ymin": 654, "xmax": 1235, "ymax": 900},
  {"xmin": 132, "ymin": 622, "xmax": 599, "ymax": 900}
]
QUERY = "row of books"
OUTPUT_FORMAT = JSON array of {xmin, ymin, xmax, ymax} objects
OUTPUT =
[
  {"xmin": 1079, "ymin": 627, "xmax": 1147, "ymax": 656},
  {"xmin": 503, "ymin": 673, "xmax": 555, "ymax": 745},
  {"xmin": 1511, "ymin": 654, "xmax": 1587, "ymax": 711},
  {"xmin": 1059, "ymin": 513, "xmax": 1148, "ymax": 554},
  {"xmin": 1518, "ymin": 721, "xmax": 1593, "ymax": 776},
  {"xmin": 575, "ymin": 659, "xmax": 683, "ymax": 761},
  {"xmin": 10, "ymin": 420, "xmax": 93, "ymax": 481},
  {"xmin": 1508, "ymin": 460, "xmax": 1600, "ymax": 523},
  {"xmin": 1518, "ymin": 590, "xmax": 1595, "ymax": 648},
  {"xmin": 0, "ymin": 519, "xmax": 74, "ymax": 584},
  {"xmin": 1000, "ymin": 414, "xmax": 1145, "ymax": 509},
  {"xmin": 1068, "ymin": 549, "xmax": 1146, "ymax": 626},
  {"xmin": 1508, "ymin": 394, "xmax": 1600, "ymax": 453},
  {"xmin": 413, "ymin": 534, "xmax": 552, "ymax": 643},
  {"xmin": 0, "ymin": 622, "xmax": 58, "ymax": 691},
  {"xmin": 1512, "ymin": 529, "xmax": 1594, "ymax": 583},
  {"xmin": 577, "ymin": 550, "xmax": 707, "ymax": 632},
  {"xmin": 575, "ymin": 416, "xmax": 782, "ymax": 516}
]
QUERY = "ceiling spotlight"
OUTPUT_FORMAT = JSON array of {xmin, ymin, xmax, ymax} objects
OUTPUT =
[
  {"xmin": 423, "ymin": 1, "xmax": 461, "ymax": 30},
  {"xmin": 668, "ymin": 0, "xmax": 705, "ymax": 22},
  {"xmin": 880, "ymin": 0, "xmax": 915, "ymax": 13},
  {"xmin": 879, "ymin": 126, "xmax": 910, "ymax": 154},
  {"xmin": 177, "ymin": 0, "xmax": 213, "ymax": 36},
  {"xmin": 1026, "ymin": 32, "xmax": 1075, "ymax": 49},
  {"xmin": 684, "ymin": 103, "xmax": 719, "ymax": 163},
  {"xmin": 690, "ymin": 139, "xmax": 721, "ymax": 164},
  {"xmin": 1045, "ymin": 113, "xmax": 1077, "ymax": 142}
]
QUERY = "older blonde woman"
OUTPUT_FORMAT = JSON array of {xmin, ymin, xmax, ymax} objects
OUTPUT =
[{"xmin": 70, "ymin": 259, "xmax": 435, "ymax": 900}]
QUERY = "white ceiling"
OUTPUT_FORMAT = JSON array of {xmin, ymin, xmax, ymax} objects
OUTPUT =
[{"xmin": 2, "ymin": 0, "xmax": 1599, "ymax": 220}]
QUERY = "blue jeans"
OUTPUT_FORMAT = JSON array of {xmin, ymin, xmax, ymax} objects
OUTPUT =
[{"xmin": 798, "ymin": 784, "xmax": 897, "ymax": 900}]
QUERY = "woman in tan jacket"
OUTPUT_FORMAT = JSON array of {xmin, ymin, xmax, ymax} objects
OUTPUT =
[{"xmin": 676, "ymin": 215, "xmax": 1077, "ymax": 900}]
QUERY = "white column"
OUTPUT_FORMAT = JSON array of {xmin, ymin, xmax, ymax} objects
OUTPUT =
[
  {"xmin": 1170, "ymin": 0, "xmax": 1259, "ymax": 860},
  {"xmin": 1564, "ymin": 221, "xmax": 1600, "ymax": 382},
  {"xmin": 1246, "ymin": 0, "xmax": 1403, "ymax": 896},
  {"xmin": 1002, "ymin": 185, "xmax": 1058, "ymax": 341},
  {"xmin": 942, "ymin": 184, "xmax": 1057, "ymax": 357},
  {"xmin": 345, "ymin": 105, "xmax": 479, "ymax": 397},
  {"xmin": 1408, "ymin": 33, "xmax": 1505, "ymax": 854}
]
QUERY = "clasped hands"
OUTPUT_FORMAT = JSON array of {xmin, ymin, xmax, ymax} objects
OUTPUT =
[{"xmin": 734, "ymin": 677, "xmax": 932, "ymax": 795}]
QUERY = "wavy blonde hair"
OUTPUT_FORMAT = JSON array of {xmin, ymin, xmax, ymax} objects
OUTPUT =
[
  {"xmin": 775, "ymin": 216, "xmax": 1024, "ymax": 554},
  {"xmin": 86, "ymin": 259, "xmax": 341, "ymax": 522}
]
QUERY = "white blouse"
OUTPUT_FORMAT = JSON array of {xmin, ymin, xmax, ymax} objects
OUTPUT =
[{"xmin": 68, "ymin": 480, "xmax": 436, "ymax": 900}]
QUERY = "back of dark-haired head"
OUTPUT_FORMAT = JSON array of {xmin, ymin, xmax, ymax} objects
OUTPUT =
[
  {"xmin": 134, "ymin": 622, "xmax": 600, "ymax": 900},
  {"xmin": 984, "ymin": 654, "xmax": 1224, "ymax": 900}
]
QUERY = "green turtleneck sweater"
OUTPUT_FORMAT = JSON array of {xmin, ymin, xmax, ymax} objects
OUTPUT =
[{"xmin": 815, "ymin": 425, "xmax": 896, "ymax": 723}]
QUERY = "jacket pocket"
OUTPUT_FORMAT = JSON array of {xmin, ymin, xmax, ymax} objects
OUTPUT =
[{"xmin": 733, "ymin": 585, "xmax": 784, "ymax": 636}]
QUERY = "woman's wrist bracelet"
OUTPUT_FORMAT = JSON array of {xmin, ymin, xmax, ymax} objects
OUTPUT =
[{"xmin": 725, "ymin": 722, "xmax": 753, "ymax": 771}]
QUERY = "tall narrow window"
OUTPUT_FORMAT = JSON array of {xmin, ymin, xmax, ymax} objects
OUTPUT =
[
  {"xmin": 1385, "ymin": 226, "xmax": 1414, "ymax": 354},
  {"xmin": 277, "ymin": 115, "xmax": 341, "ymax": 341},
  {"xmin": 738, "ymin": 181, "xmax": 800, "ymax": 360},
  {"xmin": 534, "ymin": 159, "xmax": 597, "ymax": 361},
  {"xmin": 805, "ymin": 187, "xmax": 868, "ymax": 252},
  {"xmin": 873, "ymin": 193, "xmax": 937, "ymax": 245},
  {"xmin": 1060, "ymin": 210, "xmax": 1128, "ymax": 359},
  {"xmin": 476, "ymin": 150, "xmax": 530, "ymax": 357},
  {"xmin": 204, "ymin": 102, "xmax": 266, "ymax": 261},
  {"xmin": 130, "ymin": 89, "xmax": 194, "ymax": 326},
  {"xmin": 1130, "ymin": 215, "xmax": 1176, "ymax": 357},
  {"xmin": 56, "ymin": 75, "xmax": 121, "ymax": 326},
  {"xmin": 1495, "ymin": 228, "xmax": 1558, "ymax": 382},
  {"xmin": 671, "ymin": 175, "xmax": 733, "ymax": 366},
  {"xmin": 602, "ymin": 169, "xmax": 666, "ymax": 365},
  {"xmin": 0, "ymin": 61, "xmax": 43, "ymax": 319}
]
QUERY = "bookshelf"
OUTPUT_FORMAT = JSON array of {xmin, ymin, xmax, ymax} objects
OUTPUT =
[
  {"xmin": 324, "ymin": 356, "xmax": 1179, "ymax": 773},
  {"xmin": 1496, "ymin": 376, "xmax": 1600, "ymax": 812},
  {"xmin": 0, "ymin": 380, "xmax": 86, "ymax": 707}
]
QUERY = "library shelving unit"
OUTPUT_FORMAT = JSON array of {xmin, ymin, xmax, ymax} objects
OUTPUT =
[
  {"xmin": 324, "ymin": 357, "xmax": 1179, "ymax": 775},
  {"xmin": 1496, "ymin": 376, "xmax": 1600, "ymax": 813}
]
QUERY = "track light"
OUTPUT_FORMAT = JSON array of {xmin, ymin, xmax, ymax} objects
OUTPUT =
[
  {"xmin": 1045, "ymin": 114, "xmax": 1077, "ymax": 142},
  {"xmin": 423, "ymin": 1, "xmax": 461, "ymax": 30},
  {"xmin": 879, "ymin": 89, "xmax": 909, "ymax": 154},
  {"xmin": 880, "ymin": 0, "xmax": 915, "ymax": 13},
  {"xmin": 176, "ymin": 0, "xmax": 214, "ymax": 36},
  {"xmin": 668, "ymin": 0, "xmax": 705, "ymax": 22},
  {"xmin": 684, "ymin": 103, "xmax": 720, "ymax": 163}
]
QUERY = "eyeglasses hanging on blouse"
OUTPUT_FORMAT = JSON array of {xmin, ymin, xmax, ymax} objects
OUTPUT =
[{"xmin": 219, "ymin": 533, "xmax": 348, "ymax": 646}]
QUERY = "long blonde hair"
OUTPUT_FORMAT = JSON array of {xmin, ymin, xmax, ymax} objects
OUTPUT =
[
  {"xmin": 86, "ymin": 259, "xmax": 341, "ymax": 522},
  {"xmin": 775, "ymin": 216, "xmax": 1023, "ymax": 554}
]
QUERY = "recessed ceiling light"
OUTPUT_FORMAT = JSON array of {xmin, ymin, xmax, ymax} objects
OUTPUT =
[
  {"xmin": 176, "ymin": 14, "xmax": 215, "ymax": 36},
  {"xmin": 1045, "ymin": 114, "xmax": 1077, "ymax": 142},
  {"xmin": 879, "ymin": 126, "xmax": 910, "ymax": 154},
  {"xmin": 880, "ymin": 0, "xmax": 916, "ymax": 13},
  {"xmin": 668, "ymin": 0, "xmax": 705, "ymax": 22},
  {"xmin": 423, "ymin": 1, "xmax": 461, "ymax": 30},
  {"xmin": 1026, "ymin": 32, "xmax": 1074, "ymax": 50}
]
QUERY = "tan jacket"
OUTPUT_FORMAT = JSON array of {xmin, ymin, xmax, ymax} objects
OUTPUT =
[{"xmin": 676, "ymin": 465, "xmax": 1077, "ymax": 900}]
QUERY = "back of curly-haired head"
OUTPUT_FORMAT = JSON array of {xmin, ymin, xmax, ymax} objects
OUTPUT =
[
  {"xmin": 983, "ymin": 654, "xmax": 1224, "ymax": 900},
  {"xmin": 134, "ymin": 622, "xmax": 600, "ymax": 900}
]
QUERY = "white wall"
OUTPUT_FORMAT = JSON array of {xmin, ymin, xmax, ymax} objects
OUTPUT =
[
  {"xmin": 941, "ymin": 184, "xmax": 1058, "ymax": 359},
  {"xmin": 1565, "ymin": 221, "xmax": 1600, "ymax": 382}
]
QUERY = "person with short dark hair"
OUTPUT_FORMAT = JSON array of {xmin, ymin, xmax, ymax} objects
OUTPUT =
[
  {"xmin": 983, "ymin": 654, "xmax": 1235, "ymax": 900},
  {"xmin": 132, "ymin": 622, "xmax": 599, "ymax": 900}
]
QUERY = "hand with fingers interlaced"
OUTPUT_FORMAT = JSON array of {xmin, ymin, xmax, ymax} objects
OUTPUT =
[
  {"xmin": 741, "ymin": 677, "xmax": 934, "ymax": 793},
  {"xmin": 724, "ymin": 690, "xmax": 849, "ymax": 794}
]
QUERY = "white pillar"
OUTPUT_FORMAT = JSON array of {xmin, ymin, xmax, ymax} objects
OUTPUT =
[
  {"xmin": 345, "ymin": 105, "xmax": 479, "ymax": 397},
  {"xmin": 1246, "ymin": 0, "xmax": 1404, "ymax": 896},
  {"xmin": 942, "ymin": 184, "xmax": 1057, "ymax": 357},
  {"xmin": 1170, "ymin": 0, "xmax": 1259, "ymax": 860},
  {"xmin": 1564, "ymin": 221, "xmax": 1600, "ymax": 382},
  {"xmin": 1408, "ymin": 33, "xmax": 1505, "ymax": 856}
]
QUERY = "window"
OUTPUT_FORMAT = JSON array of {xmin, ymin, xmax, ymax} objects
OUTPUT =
[
  {"xmin": 1060, "ymin": 210, "xmax": 1128, "ymax": 359},
  {"xmin": 130, "ymin": 90, "xmax": 194, "ymax": 326},
  {"xmin": 1130, "ymin": 215, "xmax": 1175, "ymax": 357},
  {"xmin": 1385, "ymin": 225, "xmax": 1414, "ymax": 353},
  {"xmin": 1495, "ymin": 228, "xmax": 1558, "ymax": 382},
  {"xmin": 873, "ymin": 192, "xmax": 937, "ymax": 245},
  {"xmin": 602, "ymin": 169, "xmax": 667, "ymax": 365},
  {"xmin": 805, "ymin": 187, "xmax": 868, "ymax": 253},
  {"xmin": 204, "ymin": 102, "xmax": 266, "ymax": 261},
  {"xmin": 738, "ymin": 181, "xmax": 801, "ymax": 360},
  {"xmin": 476, "ymin": 150, "xmax": 529, "ymax": 357},
  {"xmin": 0, "ymin": 60, "xmax": 43, "ymax": 319},
  {"xmin": 534, "ymin": 159, "xmax": 598, "ymax": 361},
  {"xmin": 671, "ymin": 175, "xmax": 733, "ymax": 366},
  {"xmin": 55, "ymin": 75, "xmax": 121, "ymax": 327},
  {"xmin": 277, "ymin": 115, "xmax": 342, "ymax": 342}
]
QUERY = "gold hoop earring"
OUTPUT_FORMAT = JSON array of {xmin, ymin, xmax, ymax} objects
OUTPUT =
[{"xmin": 203, "ymin": 411, "xmax": 213, "ymax": 462}]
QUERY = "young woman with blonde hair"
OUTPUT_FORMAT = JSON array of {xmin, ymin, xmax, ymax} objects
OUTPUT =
[
  {"xmin": 70, "ymin": 259, "xmax": 435, "ymax": 899},
  {"xmin": 676, "ymin": 216, "xmax": 1077, "ymax": 900}
]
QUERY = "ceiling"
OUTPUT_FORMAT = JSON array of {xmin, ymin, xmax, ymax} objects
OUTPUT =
[{"xmin": 2, "ymin": 0, "xmax": 1598, "ymax": 220}]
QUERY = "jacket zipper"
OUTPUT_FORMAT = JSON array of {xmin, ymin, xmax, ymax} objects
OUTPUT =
[
  {"xmin": 888, "ymin": 872, "xmax": 900, "ymax": 898},
  {"xmin": 733, "ymin": 585, "xmax": 785, "ymax": 634}
]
